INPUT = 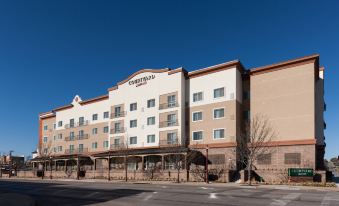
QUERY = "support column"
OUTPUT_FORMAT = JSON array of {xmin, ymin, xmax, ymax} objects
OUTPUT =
[
  {"xmin": 161, "ymin": 155, "xmax": 165, "ymax": 171},
  {"xmin": 141, "ymin": 156, "xmax": 145, "ymax": 171},
  {"xmin": 94, "ymin": 158, "xmax": 96, "ymax": 179},
  {"xmin": 65, "ymin": 160, "xmax": 68, "ymax": 172},
  {"xmin": 108, "ymin": 156, "xmax": 111, "ymax": 181},
  {"xmin": 76, "ymin": 157, "xmax": 80, "ymax": 180}
]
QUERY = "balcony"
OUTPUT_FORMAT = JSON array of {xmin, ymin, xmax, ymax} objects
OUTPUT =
[
  {"xmin": 159, "ymin": 102, "xmax": 179, "ymax": 110},
  {"xmin": 110, "ymin": 111, "xmax": 127, "ymax": 119},
  {"xmin": 64, "ymin": 148, "xmax": 88, "ymax": 155},
  {"xmin": 65, "ymin": 134, "xmax": 89, "ymax": 141},
  {"xmin": 110, "ymin": 143, "xmax": 126, "ymax": 150},
  {"xmin": 159, "ymin": 120, "xmax": 179, "ymax": 128},
  {"xmin": 110, "ymin": 127, "xmax": 126, "ymax": 134},
  {"xmin": 159, "ymin": 138, "xmax": 180, "ymax": 147},
  {"xmin": 65, "ymin": 120, "xmax": 90, "ymax": 129}
]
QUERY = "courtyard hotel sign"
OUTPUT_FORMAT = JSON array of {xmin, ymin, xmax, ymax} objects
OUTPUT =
[{"xmin": 129, "ymin": 74, "xmax": 155, "ymax": 87}]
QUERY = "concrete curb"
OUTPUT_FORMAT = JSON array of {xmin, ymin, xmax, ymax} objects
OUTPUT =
[{"xmin": 0, "ymin": 193, "xmax": 35, "ymax": 206}]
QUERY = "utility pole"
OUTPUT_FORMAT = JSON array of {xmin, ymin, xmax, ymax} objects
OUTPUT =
[{"xmin": 205, "ymin": 145, "xmax": 209, "ymax": 184}]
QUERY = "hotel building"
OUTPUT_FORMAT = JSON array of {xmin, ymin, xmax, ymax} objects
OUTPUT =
[{"xmin": 37, "ymin": 54, "xmax": 325, "ymax": 181}]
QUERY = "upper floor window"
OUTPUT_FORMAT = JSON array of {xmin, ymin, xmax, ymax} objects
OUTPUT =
[
  {"xmin": 70, "ymin": 119, "xmax": 75, "ymax": 128},
  {"xmin": 243, "ymin": 91, "xmax": 250, "ymax": 100},
  {"xmin": 92, "ymin": 128, "xmax": 98, "ymax": 135},
  {"xmin": 167, "ymin": 114, "xmax": 177, "ymax": 126},
  {"xmin": 57, "ymin": 133, "xmax": 62, "ymax": 140},
  {"xmin": 53, "ymin": 124, "xmax": 56, "ymax": 129},
  {"xmin": 43, "ymin": 125, "xmax": 48, "ymax": 131},
  {"xmin": 57, "ymin": 146, "xmax": 62, "ymax": 152},
  {"xmin": 192, "ymin": 131, "xmax": 203, "ymax": 141},
  {"xmin": 167, "ymin": 95, "xmax": 176, "ymax": 107},
  {"xmin": 103, "ymin": 141, "xmax": 109, "ymax": 148},
  {"xmin": 70, "ymin": 132, "xmax": 75, "ymax": 140},
  {"xmin": 213, "ymin": 129, "xmax": 225, "ymax": 139},
  {"xmin": 167, "ymin": 132, "xmax": 177, "ymax": 144},
  {"xmin": 130, "ymin": 119, "xmax": 137, "ymax": 128},
  {"xmin": 103, "ymin": 126, "xmax": 109, "ymax": 133},
  {"xmin": 147, "ymin": 135, "xmax": 155, "ymax": 143},
  {"xmin": 192, "ymin": 112, "xmax": 203, "ymax": 122},
  {"xmin": 103, "ymin": 111, "xmax": 109, "ymax": 119},
  {"xmin": 147, "ymin": 116, "xmax": 155, "ymax": 125},
  {"xmin": 214, "ymin": 108, "xmax": 225, "ymax": 119},
  {"xmin": 214, "ymin": 87, "xmax": 225, "ymax": 98},
  {"xmin": 130, "ymin": 136, "xmax": 137, "ymax": 145},
  {"xmin": 130, "ymin": 103, "xmax": 137, "ymax": 111},
  {"xmin": 92, "ymin": 142, "xmax": 98, "ymax": 149},
  {"xmin": 147, "ymin": 99, "xmax": 155, "ymax": 108},
  {"xmin": 78, "ymin": 130, "xmax": 84, "ymax": 137},
  {"xmin": 43, "ymin": 136, "xmax": 48, "ymax": 143},
  {"xmin": 114, "ymin": 106, "xmax": 122, "ymax": 117},
  {"xmin": 58, "ymin": 121, "xmax": 63, "ymax": 127},
  {"xmin": 92, "ymin": 114, "xmax": 98, "ymax": 121},
  {"xmin": 79, "ymin": 117, "xmax": 84, "ymax": 126},
  {"xmin": 193, "ymin": 92, "xmax": 203, "ymax": 102}
]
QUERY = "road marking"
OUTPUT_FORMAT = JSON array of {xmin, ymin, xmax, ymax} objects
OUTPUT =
[
  {"xmin": 86, "ymin": 192, "xmax": 100, "ymax": 198},
  {"xmin": 143, "ymin": 194, "xmax": 153, "ymax": 201},
  {"xmin": 161, "ymin": 186, "xmax": 167, "ymax": 188},
  {"xmin": 269, "ymin": 193, "xmax": 301, "ymax": 206},
  {"xmin": 274, "ymin": 186, "xmax": 300, "ymax": 191},
  {"xmin": 200, "ymin": 187, "xmax": 213, "ymax": 190},
  {"xmin": 209, "ymin": 193, "xmax": 217, "ymax": 199},
  {"xmin": 321, "ymin": 193, "xmax": 339, "ymax": 206}
]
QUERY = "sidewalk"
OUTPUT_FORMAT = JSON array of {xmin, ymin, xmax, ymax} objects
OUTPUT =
[{"xmin": 2, "ymin": 177, "xmax": 338, "ymax": 192}]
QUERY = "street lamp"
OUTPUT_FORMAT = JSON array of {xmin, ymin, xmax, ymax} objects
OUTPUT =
[{"xmin": 205, "ymin": 145, "xmax": 209, "ymax": 184}]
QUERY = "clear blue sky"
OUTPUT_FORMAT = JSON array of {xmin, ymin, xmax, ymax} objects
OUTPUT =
[{"xmin": 0, "ymin": 0, "xmax": 338, "ymax": 159}]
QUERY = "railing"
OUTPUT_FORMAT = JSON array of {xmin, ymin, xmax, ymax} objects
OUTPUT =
[
  {"xmin": 64, "ymin": 134, "xmax": 89, "ymax": 141},
  {"xmin": 64, "ymin": 120, "xmax": 90, "ymax": 129},
  {"xmin": 64, "ymin": 148, "xmax": 88, "ymax": 154},
  {"xmin": 110, "ymin": 143, "xmax": 126, "ymax": 150},
  {"xmin": 159, "ymin": 138, "xmax": 180, "ymax": 147},
  {"xmin": 159, "ymin": 102, "xmax": 179, "ymax": 110},
  {"xmin": 110, "ymin": 111, "xmax": 127, "ymax": 119},
  {"xmin": 110, "ymin": 127, "xmax": 126, "ymax": 134},
  {"xmin": 159, "ymin": 120, "xmax": 179, "ymax": 128}
]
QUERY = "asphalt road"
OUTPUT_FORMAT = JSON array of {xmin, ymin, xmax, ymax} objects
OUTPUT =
[{"xmin": 0, "ymin": 179, "xmax": 338, "ymax": 206}]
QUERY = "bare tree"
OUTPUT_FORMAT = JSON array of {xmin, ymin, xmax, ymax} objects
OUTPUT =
[
  {"xmin": 238, "ymin": 114, "xmax": 277, "ymax": 185},
  {"xmin": 37, "ymin": 140, "xmax": 54, "ymax": 179}
]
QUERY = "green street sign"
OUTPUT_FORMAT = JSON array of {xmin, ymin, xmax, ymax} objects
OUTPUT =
[{"xmin": 288, "ymin": 168, "xmax": 313, "ymax": 177}]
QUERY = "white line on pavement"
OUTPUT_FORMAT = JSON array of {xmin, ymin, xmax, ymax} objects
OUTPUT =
[
  {"xmin": 209, "ymin": 193, "xmax": 217, "ymax": 199},
  {"xmin": 269, "ymin": 193, "xmax": 301, "ymax": 206}
]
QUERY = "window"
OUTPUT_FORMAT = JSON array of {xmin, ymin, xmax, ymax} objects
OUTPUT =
[
  {"xmin": 70, "ymin": 132, "xmax": 75, "ymax": 140},
  {"xmin": 167, "ymin": 132, "xmax": 177, "ymax": 144},
  {"xmin": 92, "ymin": 114, "xmax": 98, "ymax": 121},
  {"xmin": 284, "ymin": 153, "xmax": 301, "ymax": 164},
  {"xmin": 92, "ymin": 142, "xmax": 98, "ymax": 149},
  {"xmin": 69, "ymin": 145, "xmax": 74, "ymax": 151},
  {"xmin": 243, "ymin": 110, "xmax": 250, "ymax": 121},
  {"xmin": 214, "ymin": 108, "xmax": 225, "ymax": 119},
  {"xmin": 79, "ymin": 117, "xmax": 84, "ymax": 126},
  {"xmin": 103, "ymin": 111, "xmax": 109, "ymax": 119},
  {"xmin": 167, "ymin": 114, "xmax": 177, "ymax": 126},
  {"xmin": 78, "ymin": 130, "xmax": 84, "ymax": 139},
  {"xmin": 43, "ymin": 136, "xmax": 48, "ymax": 143},
  {"xmin": 103, "ymin": 141, "xmax": 109, "ymax": 148},
  {"xmin": 78, "ymin": 144, "xmax": 84, "ymax": 152},
  {"xmin": 147, "ymin": 116, "xmax": 155, "ymax": 125},
  {"xmin": 114, "ymin": 138, "xmax": 120, "ymax": 147},
  {"xmin": 130, "ymin": 103, "xmax": 137, "ymax": 111},
  {"xmin": 192, "ymin": 131, "xmax": 203, "ymax": 141},
  {"xmin": 147, "ymin": 99, "xmax": 155, "ymax": 108},
  {"xmin": 193, "ymin": 92, "xmax": 203, "ymax": 102},
  {"xmin": 147, "ymin": 135, "xmax": 155, "ymax": 143},
  {"xmin": 53, "ymin": 147, "xmax": 57, "ymax": 153},
  {"xmin": 213, "ymin": 129, "xmax": 225, "ymax": 139},
  {"xmin": 214, "ymin": 87, "xmax": 225, "ymax": 98},
  {"xmin": 257, "ymin": 154, "xmax": 272, "ymax": 165},
  {"xmin": 114, "ymin": 122, "xmax": 121, "ymax": 132},
  {"xmin": 114, "ymin": 106, "xmax": 122, "ymax": 117},
  {"xmin": 58, "ymin": 133, "xmax": 62, "ymax": 140},
  {"xmin": 58, "ymin": 146, "xmax": 62, "ymax": 152},
  {"xmin": 243, "ymin": 91, "xmax": 250, "ymax": 100},
  {"xmin": 130, "ymin": 119, "xmax": 137, "ymax": 128},
  {"xmin": 130, "ymin": 136, "xmax": 137, "ymax": 145},
  {"xmin": 167, "ymin": 95, "xmax": 176, "ymax": 107},
  {"xmin": 53, "ymin": 124, "xmax": 56, "ymax": 129},
  {"xmin": 103, "ymin": 126, "xmax": 109, "ymax": 133},
  {"xmin": 58, "ymin": 121, "xmax": 63, "ymax": 127},
  {"xmin": 53, "ymin": 135, "xmax": 56, "ymax": 141},
  {"xmin": 192, "ymin": 112, "xmax": 203, "ymax": 122},
  {"xmin": 44, "ymin": 148, "xmax": 48, "ymax": 154},
  {"xmin": 92, "ymin": 128, "xmax": 98, "ymax": 135},
  {"xmin": 70, "ymin": 119, "xmax": 75, "ymax": 128},
  {"xmin": 43, "ymin": 125, "xmax": 48, "ymax": 131}
]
